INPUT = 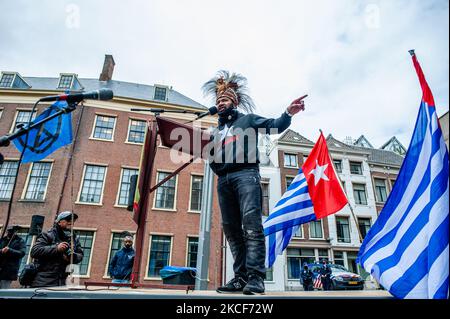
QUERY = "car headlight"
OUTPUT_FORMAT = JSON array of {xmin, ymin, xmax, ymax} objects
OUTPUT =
[{"xmin": 334, "ymin": 276, "xmax": 344, "ymax": 282}]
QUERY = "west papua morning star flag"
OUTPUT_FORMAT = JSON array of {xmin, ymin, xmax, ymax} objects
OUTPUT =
[
  {"xmin": 13, "ymin": 100, "xmax": 73, "ymax": 163},
  {"xmin": 357, "ymin": 51, "xmax": 449, "ymax": 299},
  {"xmin": 264, "ymin": 132, "xmax": 348, "ymax": 267}
]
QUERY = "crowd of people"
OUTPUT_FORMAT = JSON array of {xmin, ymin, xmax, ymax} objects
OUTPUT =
[{"xmin": 0, "ymin": 211, "xmax": 135, "ymax": 289}]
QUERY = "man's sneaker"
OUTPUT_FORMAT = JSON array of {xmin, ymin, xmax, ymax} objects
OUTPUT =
[
  {"xmin": 216, "ymin": 277, "xmax": 247, "ymax": 293},
  {"xmin": 243, "ymin": 275, "xmax": 265, "ymax": 295}
]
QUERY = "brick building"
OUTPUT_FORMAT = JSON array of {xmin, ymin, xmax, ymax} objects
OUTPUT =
[{"xmin": 0, "ymin": 55, "xmax": 223, "ymax": 288}]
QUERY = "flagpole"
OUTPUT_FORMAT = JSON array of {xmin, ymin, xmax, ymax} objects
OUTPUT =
[{"xmin": 321, "ymin": 129, "xmax": 364, "ymax": 244}]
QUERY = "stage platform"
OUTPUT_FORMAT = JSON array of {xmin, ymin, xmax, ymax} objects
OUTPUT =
[{"xmin": 0, "ymin": 286, "xmax": 392, "ymax": 299}]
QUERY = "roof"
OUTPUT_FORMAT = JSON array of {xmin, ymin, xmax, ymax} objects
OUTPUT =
[
  {"xmin": 4, "ymin": 76, "xmax": 207, "ymax": 110},
  {"xmin": 354, "ymin": 135, "xmax": 374, "ymax": 148},
  {"xmin": 350, "ymin": 144, "xmax": 404, "ymax": 167},
  {"xmin": 278, "ymin": 129, "xmax": 314, "ymax": 145},
  {"xmin": 326, "ymin": 134, "xmax": 369, "ymax": 154},
  {"xmin": 380, "ymin": 136, "xmax": 407, "ymax": 153}
]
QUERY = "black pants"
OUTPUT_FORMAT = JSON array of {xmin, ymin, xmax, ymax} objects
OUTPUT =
[
  {"xmin": 217, "ymin": 168, "xmax": 266, "ymax": 279},
  {"xmin": 321, "ymin": 276, "xmax": 332, "ymax": 290}
]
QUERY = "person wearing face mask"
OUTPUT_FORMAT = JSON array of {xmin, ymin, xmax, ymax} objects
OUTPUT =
[
  {"xmin": 203, "ymin": 71, "xmax": 306, "ymax": 295},
  {"xmin": 108, "ymin": 234, "xmax": 135, "ymax": 284},
  {"xmin": 30, "ymin": 211, "xmax": 83, "ymax": 287}
]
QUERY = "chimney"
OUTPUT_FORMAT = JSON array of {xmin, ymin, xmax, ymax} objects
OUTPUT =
[{"xmin": 99, "ymin": 54, "xmax": 115, "ymax": 81}]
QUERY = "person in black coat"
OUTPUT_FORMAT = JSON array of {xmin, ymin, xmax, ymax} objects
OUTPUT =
[
  {"xmin": 0, "ymin": 226, "xmax": 26, "ymax": 289},
  {"xmin": 319, "ymin": 259, "xmax": 332, "ymax": 291},
  {"xmin": 300, "ymin": 263, "xmax": 314, "ymax": 291},
  {"xmin": 30, "ymin": 211, "xmax": 83, "ymax": 288}
]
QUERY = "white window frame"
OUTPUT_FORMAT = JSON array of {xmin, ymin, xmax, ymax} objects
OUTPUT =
[
  {"xmin": 188, "ymin": 174, "xmax": 203, "ymax": 213},
  {"xmin": 308, "ymin": 220, "xmax": 324, "ymax": 240},
  {"xmin": 349, "ymin": 161, "xmax": 363, "ymax": 175},
  {"xmin": 185, "ymin": 235, "xmax": 199, "ymax": 267},
  {"xmin": 57, "ymin": 73, "xmax": 75, "ymax": 89},
  {"xmin": 9, "ymin": 108, "xmax": 37, "ymax": 133},
  {"xmin": 0, "ymin": 72, "xmax": 16, "ymax": 88},
  {"xmin": 0, "ymin": 108, "xmax": 4, "ymax": 120},
  {"xmin": 114, "ymin": 166, "xmax": 139, "ymax": 208},
  {"xmin": 0, "ymin": 158, "xmax": 19, "ymax": 200},
  {"xmin": 144, "ymin": 233, "xmax": 174, "ymax": 280},
  {"xmin": 285, "ymin": 175, "xmax": 296, "ymax": 190},
  {"xmin": 76, "ymin": 163, "xmax": 108, "ymax": 206},
  {"xmin": 352, "ymin": 183, "xmax": 368, "ymax": 206},
  {"xmin": 152, "ymin": 170, "xmax": 178, "ymax": 212},
  {"xmin": 153, "ymin": 85, "xmax": 169, "ymax": 101},
  {"xmin": 284, "ymin": 153, "xmax": 298, "ymax": 168},
  {"xmin": 72, "ymin": 227, "xmax": 97, "ymax": 278},
  {"xmin": 292, "ymin": 225, "xmax": 304, "ymax": 239},
  {"xmin": 125, "ymin": 118, "xmax": 147, "ymax": 145},
  {"xmin": 20, "ymin": 161, "xmax": 54, "ymax": 201},
  {"xmin": 336, "ymin": 215, "xmax": 352, "ymax": 243},
  {"xmin": 89, "ymin": 113, "xmax": 117, "ymax": 142}
]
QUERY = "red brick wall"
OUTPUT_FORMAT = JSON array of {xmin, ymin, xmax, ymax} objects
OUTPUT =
[{"xmin": 0, "ymin": 101, "xmax": 222, "ymax": 289}]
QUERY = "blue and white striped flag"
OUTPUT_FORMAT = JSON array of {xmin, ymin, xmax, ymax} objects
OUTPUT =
[
  {"xmin": 357, "ymin": 51, "xmax": 449, "ymax": 299},
  {"xmin": 264, "ymin": 170, "xmax": 316, "ymax": 268}
]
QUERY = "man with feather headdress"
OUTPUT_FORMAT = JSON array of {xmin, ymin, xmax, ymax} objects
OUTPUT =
[{"xmin": 203, "ymin": 71, "xmax": 306, "ymax": 294}]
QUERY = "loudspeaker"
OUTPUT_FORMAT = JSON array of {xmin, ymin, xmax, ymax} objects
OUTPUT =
[
  {"xmin": 29, "ymin": 215, "xmax": 45, "ymax": 235},
  {"xmin": 127, "ymin": 174, "xmax": 138, "ymax": 212}
]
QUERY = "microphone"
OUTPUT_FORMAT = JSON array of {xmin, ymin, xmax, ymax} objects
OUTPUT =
[
  {"xmin": 39, "ymin": 88, "xmax": 114, "ymax": 103},
  {"xmin": 195, "ymin": 106, "xmax": 218, "ymax": 120}
]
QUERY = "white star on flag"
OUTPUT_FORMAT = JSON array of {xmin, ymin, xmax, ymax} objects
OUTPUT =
[{"xmin": 309, "ymin": 160, "xmax": 329, "ymax": 185}]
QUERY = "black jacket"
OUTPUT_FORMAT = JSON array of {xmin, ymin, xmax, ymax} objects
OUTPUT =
[
  {"xmin": 30, "ymin": 225, "xmax": 83, "ymax": 287},
  {"xmin": 319, "ymin": 264, "xmax": 332, "ymax": 278},
  {"xmin": 300, "ymin": 269, "xmax": 313, "ymax": 283},
  {"xmin": 209, "ymin": 110, "xmax": 291, "ymax": 176},
  {"xmin": 0, "ymin": 235, "xmax": 26, "ymax": 281}
]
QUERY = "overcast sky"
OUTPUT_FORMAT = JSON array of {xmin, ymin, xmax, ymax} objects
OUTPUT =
[{"xmin": 0, "ymin": 0, "xmax": 448, "ymax": 147}]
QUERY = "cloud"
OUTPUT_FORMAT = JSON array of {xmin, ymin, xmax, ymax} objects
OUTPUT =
[{"xmin": 0, "ymin": 0, "xmax": 448, "ymax": 148}]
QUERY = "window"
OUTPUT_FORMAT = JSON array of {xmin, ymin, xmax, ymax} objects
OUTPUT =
[
  {"xmin": 58, "ymin": 74, "xmax": 74, "ymax": 89},
  {"xmin": 24, "ymin": 162, "xmax": 52, "ymax": 201},
  {"xmin": 190, "ymin": 175, "xmax": 203, "ymax": 211},
  {"xmin": 374, "ymin": 178, "xmax": 388, "ymax": 203},
  {"xmin": 16, "ymin": 228, "xmax": 34, "ymax": 274},
  {"xmin": 127, "ymin": 119, "xmax": 146, "ymax": 144},
  {"xmin": 349, "ymin": 161, "xmax": 363, "ymax": 175},
  {"xmin": 0, "ymin": 73, "xmax": 15, "ymax": 87},
  {"xmin": 147, "ymin": 235, "xmax": 172, "ymax": 277},
  {"xmin": 117, "ymin": 168, "xmax": 139, "ymax": 206},
  {"xmin": 346, "ymin": 251, "xmax": 358, "ymax": 274},
  {"xmin": 284, "ymin": 153, "xmax": 298, "ymax": 168},
  {"xmin": 318, "ymin": 249, "xmax": 329, "ymax": 263},
  {"xmin": 0, "ymin": 109, "xmax": 3, "ymax": 119},
  {"xmin": 353, "ymin": 183, "xmax": 368, "ymax": 205},
  {"xmin": 390, "ymin": 179, "xmax": 396, "ymax": 189},
  {"xmin": 261, "ymin": 182, "xmax": 269, "ymax": 216},
  {"xmin": 92, "ymin": 115, "xmax": 116, "ymax": 140},
  {"xmin": 265, "ymin": 267, "xmax": 273, "ymax": 281},
  {"xmin": 107, "ymin": 232, "xmax": 133, "ymax": 276},
  {"xmin": 79, "ymin": 165, "xmax": 107, "ymax": 204},
  {"xmin": 154, "ymin": 172, "xmax": 177, "ymax": 210},
  {"xmin": 333, "ymin": 251, "xmax": 345, "ymax": 266},
  {"xmin": 336, "ymin": 217, "xmax": 351, "ymax": 243},
  {"xmin": 154, "ymin": 87, "xmax": 167, "ymax": 101},
  {"xmin": 12, "ymin": 110, "xmax": 36, "ymax": 132},
  {"xmin": 286, "ymin": 176, "xmax": 295, "ymax": 189},
  {"xmin": 309, "ymin": 220, "xmax": 323, "ymax": 239},
  {"xmin": 186, "ymin": 237, "xmax": 198, "ymax": 268},
  {"xmin": 287, "ymin": 248, "xmax": 315, "ymax": 279},
  {"xmin": 0, "ymin": 161, "xmax": 19, "ymax": 199},
  {"xmin": 74, "ymin": 230, "xmax": 95, "ymax": 276},
  {"xmin": 293, "ymin": 225, "xmax": 303, "ymax": 238},
  {"xmin": 333, "ymin": 159, "xmax": 342, "ymax": 173},
  {"xmin": 358, "ymin": 218, "xmax": 371, "ymax": 240}
]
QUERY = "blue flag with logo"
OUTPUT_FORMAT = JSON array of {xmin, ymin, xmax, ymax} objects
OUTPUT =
[{"xmin": 13, "ymin": 100, "xmax": 73, "ymax": 163}]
